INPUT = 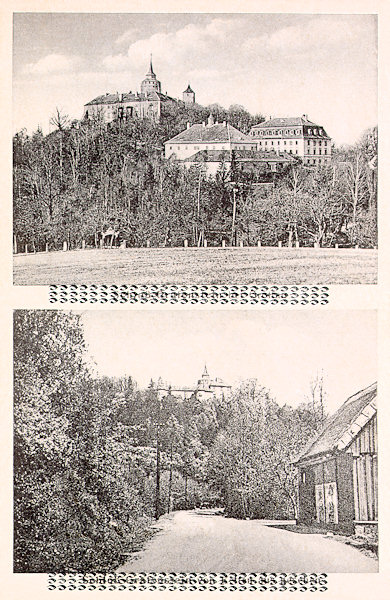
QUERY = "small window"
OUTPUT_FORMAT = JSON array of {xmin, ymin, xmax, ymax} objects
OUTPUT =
[{"xmin": 284, "ymin": 141, "xmax": 287, "ymax": 145}]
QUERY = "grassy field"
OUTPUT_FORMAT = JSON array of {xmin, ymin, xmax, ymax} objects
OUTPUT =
[{"xmin": 13, "ymin": 246, "xmax": 377, "ymax": 285}]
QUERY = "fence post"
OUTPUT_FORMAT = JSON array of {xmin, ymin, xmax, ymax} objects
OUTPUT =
[
  {"xmin": 63, "ymin": 241, "xmax": 67, "ymax": 252},
  {"xmin": 146, "ymin": 240, "xmax": 150, "ymax": 248},
  {"xmin": 25, "ymin": 244, "xmax": 28, "ymax": 254},
  {"xmin": 355, "ymin": 244, "xmax": 359, "ymax": 249},
  {"xmin": 278, "ymin": 241, "xmax": 282, "ymax": 248},
  {"xmin": 184, "ymin": 239, "xmax": 188, "ymax": 247},
  {"xmin": 239, "ymin": 240, "xmax": 244, "ymax": 248},
  {"xmin": 257, "ymin": 240, "xmax": 261, "ymax": 247},
  {"xmin": 82, "ymin": 240, "xmax": 86, "ymax": 250},
  {"xmin": 204, "ymin": 239, "xmax": 207, "ymax": 248},
  {"xmin": 45, "ymin": 243, "xmax": 49, "ymax": 253},
  {"xmin": 335, "ymin": 243, "xmax": 339, "ymax": 249},
  {"xmin": 222, "ymin": 239, "xmax": 226, "ymax": 248},
  {"xmin": 295, "ymin": 241, "xmax": 299, "ymax": 248},
  {"xmin": 314, "ymin": 242, "xmax": 319, "ymax": 249}
]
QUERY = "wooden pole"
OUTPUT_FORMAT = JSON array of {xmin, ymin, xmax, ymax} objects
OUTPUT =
[
  {"xmin": 155, "ymin": 396, "xmax": 161, "ymax": 520},
  {"xmin": 231, "ymin": 188, "xmax": 237, "ymax": 246}
]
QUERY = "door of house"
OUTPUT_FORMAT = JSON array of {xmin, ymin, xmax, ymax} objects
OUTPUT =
[{"xmin": 315, "ymin": 482, "xmax": 338, "ymax": 524}]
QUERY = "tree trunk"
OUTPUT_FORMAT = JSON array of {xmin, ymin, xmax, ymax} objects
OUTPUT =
[
  {"xmin": 184, "ymin": 473, "xmax": 188, "ymax": 509},
  {"xmin": 167, "ymin": 444, "xmax": 173, "ymax": 513}
]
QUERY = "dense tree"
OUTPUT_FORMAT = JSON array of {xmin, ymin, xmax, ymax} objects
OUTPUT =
[{"xmin": 13, "ymin": 105, "xmax": 377, "ymax": 250}]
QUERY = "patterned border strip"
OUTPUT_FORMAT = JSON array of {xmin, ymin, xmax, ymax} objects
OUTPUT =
[
  {"xmin": 47, "ymin": 572, "xmax": 328, "ymax": 592},
  {"xmin": 49, "ymin": 285, "xmax": 330, "ymax": 305}
]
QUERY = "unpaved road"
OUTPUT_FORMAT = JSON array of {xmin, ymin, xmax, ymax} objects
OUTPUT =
[{"xmin": 120, "ymin": 510, "xmax": 377, "ymax": 573}]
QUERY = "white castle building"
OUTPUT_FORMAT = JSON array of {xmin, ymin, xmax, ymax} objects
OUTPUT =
[{"xmin": 157, "ymin": 365, "xmax": 231, "ymax": 402}]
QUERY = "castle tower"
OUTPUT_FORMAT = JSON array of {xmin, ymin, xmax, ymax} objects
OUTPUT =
[
  {"xmin": 141, "ymin": 55, "xmax": 161, "ymax": 95},
  {"xmin": 183, "ymin": 83, "xmax": 195, "ymax": 104},
  {"xmin": 199, "ymin": 364, "xmax": 211, "ymax": 390}
]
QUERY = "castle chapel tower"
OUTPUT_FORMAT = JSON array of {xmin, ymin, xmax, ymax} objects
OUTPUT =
[
  {"xmin": 183, "ymin": 83, "xmax": 195, "ymax": 104},
  {"xmin": 141, "ymin": 55, "xmax": 161, "ymax": 95}
]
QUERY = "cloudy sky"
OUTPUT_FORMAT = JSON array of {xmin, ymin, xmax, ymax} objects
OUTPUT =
[
  {"xmin": 80, "ymin": 310, "xmax": 377, "ymax": 414},
  {"xmin": 13, "ymin": 13, "xmax": 377, "ymax": 145}
]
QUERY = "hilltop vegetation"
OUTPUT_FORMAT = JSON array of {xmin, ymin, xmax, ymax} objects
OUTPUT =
[{"xmin": 13, "ymin": 103, "xmax": 377, "ymax": 251}]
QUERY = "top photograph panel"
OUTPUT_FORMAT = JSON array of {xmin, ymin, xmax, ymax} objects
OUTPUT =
[{"xmin": 12, "ymin": 13, "xmax": 378, "ymax": 285}]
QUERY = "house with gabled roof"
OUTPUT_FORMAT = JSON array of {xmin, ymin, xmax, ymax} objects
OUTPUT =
[
  {"xmin": 182, "ymin": 148, "xmax": 300, "ymax": 176},
  {"xmin": 164, "ymin": 114, "xmax": 257, "ymax": 160},
  {"xmin": 250, "ymin": 115, "xmax": 332, "ymax": 167},
  {"xmin": 294, "ymin": 382, "xmax": 377, "ymax": 537}
]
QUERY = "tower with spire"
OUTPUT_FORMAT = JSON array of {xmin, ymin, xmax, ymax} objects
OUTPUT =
[
  {"xmin": 140, "ymin": 55, "xmax": 162, "ymax": 95},
  {"xmin": 183, "ymin": 83, "xmax": 195, "ymax": 104}
]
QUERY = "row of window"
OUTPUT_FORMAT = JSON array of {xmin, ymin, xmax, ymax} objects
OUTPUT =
[
  {"xmin": 252, "ymin": 127, "xmax": 325, "ymax": 137},
  {"xmin": 306, "ymin": 158, "xmax": 331, "ymax": 165},
  {"xmin": 168, "ymin": 144, "xmax": 254, "ymax": 151}
]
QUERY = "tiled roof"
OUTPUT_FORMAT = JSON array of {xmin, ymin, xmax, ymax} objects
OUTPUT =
[
  {"xmin": 183, "ymin": 149, "xmax": 298, "ymax": 163},
  {"xmin": 85, "ymin": 91, "xmax": 175, "ymax": 106},
  {"xmin": 167, "ymin": 123, "xmax": 255, "ymax": 144},
  {"xmin": 252, "ymin": 117, "xmax": 319, "ymax": 128},
  {"xmin": 294, "ymin": 382, "xmax": 377, "ymax": 464}
]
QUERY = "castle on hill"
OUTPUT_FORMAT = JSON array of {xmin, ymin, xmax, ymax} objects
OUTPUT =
[
  {"xmin": 83, "ymin": 56, "xmax": 195, "ymax": 123},
  {"xmin": 157, "ymin": 365, "xmax": 231, "ymax": 402}
]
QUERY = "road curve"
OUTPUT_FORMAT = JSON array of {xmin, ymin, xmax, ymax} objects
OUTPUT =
[{"xmin": 120, "ymin": 510, "xmax": 377, "ymax": 573}]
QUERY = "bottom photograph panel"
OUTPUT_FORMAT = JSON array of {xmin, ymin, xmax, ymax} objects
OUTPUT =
[{"xmin": 13, "ymin": 309, "xmax": 378, "ymax": 573}]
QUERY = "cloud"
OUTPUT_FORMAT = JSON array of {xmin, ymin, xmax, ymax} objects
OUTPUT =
[
  {"xmin": 102, "ymin": 18, "xmax": 240, "ymax": 72},
  {"xmin": 23, "ymin": 53, "xmax": 82, "ymax": 75},
  {"xmin": 115, "ymin": 27, "xmax": 139, "ymax": 46},
  {"xmin": 243, "ymin": 17, "xmax": 368, "ymax": 56}
]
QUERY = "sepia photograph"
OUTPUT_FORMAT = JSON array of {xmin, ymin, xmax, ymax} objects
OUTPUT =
[
  {"xmin": 14, "ymin": 309, "xmax": 378, "ymax": 573},
  {"xmin": 12, "ymin": 13, "xmax": 378, "ymax": 285}
]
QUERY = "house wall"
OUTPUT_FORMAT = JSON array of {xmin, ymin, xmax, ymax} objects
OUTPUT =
[
  {"xmin": 165, "ymin": 141, "xmax": 256, "ymax": 160},
  {"xmin": 349, "ymin": 415, "xmax": 378, "ymax": 535},
  {"xmin": 298, "ymin": 453, "xmax": 354, "ymax": 532}
]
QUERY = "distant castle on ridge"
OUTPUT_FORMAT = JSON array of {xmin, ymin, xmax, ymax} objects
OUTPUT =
[
  {"xmin": 157, "ymin": 365, "xmax": 231, "ymax": 402},
  {"xmin": 83, "ymin": 56, "xmax": 195, "ymax": 123}
]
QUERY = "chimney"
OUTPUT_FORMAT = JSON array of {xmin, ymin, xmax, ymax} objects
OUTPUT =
[
  {"xmin": 207, "ymin": 114, "xmax": 214, "ymax": 127},
  {"xmin": 187, "ymin": 122, "xmax": 190, "ymax": 129}
]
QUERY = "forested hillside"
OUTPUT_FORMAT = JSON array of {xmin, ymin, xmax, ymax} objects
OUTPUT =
[
  {"xmin": 13, "ymin": 103, "xmax": 377, "ymax": 252},
  {"xmin": 14, "ymin": 310, "xmax": 325, "ymax": 572}
]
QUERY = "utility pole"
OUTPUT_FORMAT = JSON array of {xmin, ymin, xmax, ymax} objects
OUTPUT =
[
  {"xmin": 231, "ymin": 187, "xmax": 237, "ymax": 246},
  {"xmin": 155, "ymin": 391, "xmax": 161, "ymax": 520}
]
